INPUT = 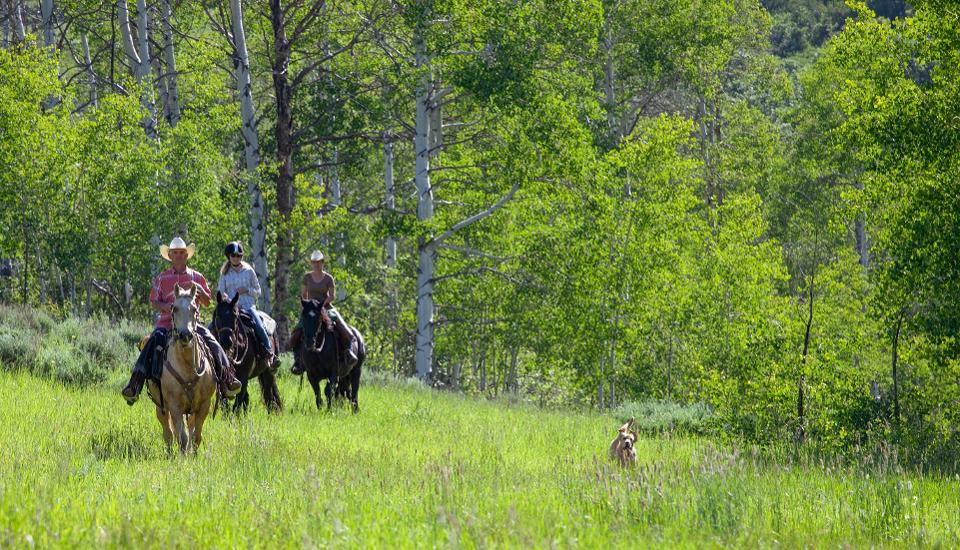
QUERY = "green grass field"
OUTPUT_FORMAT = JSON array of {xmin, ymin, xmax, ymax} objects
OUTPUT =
[{"xmin": 1, "ymin": 368, "xmax": 958, "ymax": 548}]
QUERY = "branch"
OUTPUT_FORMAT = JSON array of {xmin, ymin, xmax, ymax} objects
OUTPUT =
[
  {"xmin": 437, "ymin": 243, "xmax": 509, "ymax": 262},
  {"xmin": 433, "ymin": 183, "xmax": 520, "ymax": 245},
  {"xmin": 91, "ymin": 279, "xmax": 125, "ymax": 312}
]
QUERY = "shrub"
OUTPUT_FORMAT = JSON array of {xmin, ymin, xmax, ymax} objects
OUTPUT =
[
  {"xmin": 116, "ymin": 318, "xmax": 151, "ymax": 348},
  {"xmin": 35, "ymin": 338, "xmax": 108, "ymax": 386},
  {"xmin": 612, "ymin": 399, "xmax": 714, "ymax": 436},
  {"xmin": 0, "ymin": 305, "xmax": 56, "ymax": 335},
  {"xmin": 0, "ymin": 326, "xmax": 40, "ymax": 370}
]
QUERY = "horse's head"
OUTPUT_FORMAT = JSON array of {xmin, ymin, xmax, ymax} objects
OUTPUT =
[
  {"xmin": 213, "ymin": 291, "xmax": 241, "ymax": 351},
  {"xmin": 300, "ymin": 298, "xmax": 327, "ymax": 352},
  {"xmin": 171, "ymin": 284, "xmax": 199, "ymax": 343}
]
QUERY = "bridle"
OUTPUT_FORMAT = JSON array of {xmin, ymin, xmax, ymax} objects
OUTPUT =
[{"xmin": 214, "ymin": 304, "xmax": 249, "ymax": 366}]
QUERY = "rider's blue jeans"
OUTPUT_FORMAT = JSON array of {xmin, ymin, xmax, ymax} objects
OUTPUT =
[{"xmin": 244, "ymin": 306, "xmax": 272, "ymax": 354}]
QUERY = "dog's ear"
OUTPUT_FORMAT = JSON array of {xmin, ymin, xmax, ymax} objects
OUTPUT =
[{"xmin": 618, "ymin": 418, "xmax": 634, "ymax": 433}]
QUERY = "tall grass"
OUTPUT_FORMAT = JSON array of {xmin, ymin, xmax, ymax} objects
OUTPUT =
[
  {"xmin": 1, "ymin": 307, "xmax": 958, "ymax": 547},
  {"xmin": 0, "ymin": 371, "xmax": 958, "ymax": 548}
]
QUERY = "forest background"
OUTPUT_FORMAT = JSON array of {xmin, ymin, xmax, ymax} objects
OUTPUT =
[{"xmin": 2, "ymin": 0, "xmax": 958, "ymax": 467}]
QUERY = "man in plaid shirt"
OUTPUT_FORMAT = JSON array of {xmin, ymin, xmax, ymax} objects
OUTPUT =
[{"xmin": 121, "ymin": 237, "xmax": 241, "ymax": 404}]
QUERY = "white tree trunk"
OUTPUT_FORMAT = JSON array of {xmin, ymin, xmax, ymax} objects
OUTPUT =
[
  {"xmin": 416, "ymin": 240, "xmax": 436, "ymax": 380},
  {"xmin": 330, "ymin": 149, "xmax": 341, "ymax": 207},
  {"xmin": 118, "ymin": 0, "xmax": 157, "ymax": 138},
  {"xmin": 414, "ymin": 33, "xmax": 435, "ymax": 381},
  {"xmin": 384, "ymin": 135, "xmax": 396, "ymax": 267},
  {"xmin": 160, "ymin": 0, "xmax": 180, "ymax": 126},
  {"xmin": 81, "ymin": 33, "xmax": 97, "ymax": 107},
  {"xmin": 41, "ymin": 0, "xmax": 55, "ymax": 48},
  {"xmin": 10, "ymin": 0, "xmax": 25, "ymax": 42},
  {"xmin": 152, "ymin": 46, "xmax": 169, "ymax": 122},
  {"xmin": 12, "ymin": 1, "xmax": 25, "ymax": 42},
  {"xmin": 230, "ymin": 0, "xmax": 270, "ymax": 312}
]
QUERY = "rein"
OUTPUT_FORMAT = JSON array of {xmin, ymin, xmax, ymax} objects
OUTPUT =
[{"xmin": 215, "ymin": 307, "xmax": 250, "ymax": 366}]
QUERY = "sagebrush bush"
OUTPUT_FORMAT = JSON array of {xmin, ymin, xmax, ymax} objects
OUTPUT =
[
  {"xmin": 613, "ymin": 399, "xmax": 713, "ymax": 435},
  {"xmin": 0, "ymin": 307, "xmax": 149, "ymax": 386},
  {"xmin": 35, "ymin": 338, "xmax": 107, "ymax": 386},
  {"xmin": 0, "ymin": 305, "xmax": 55, "ymax": 335},
  {"xmin": 0, "ymin": 326, "xmax": 40, "ymax": 369},
  {"xmin": 116, "ymin": 318, "xmax": 150, "ymax": 347}
]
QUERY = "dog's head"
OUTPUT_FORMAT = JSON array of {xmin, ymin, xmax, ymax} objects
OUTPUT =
[{"xmin": 615, "ymin": 418, "xmax": 638, "ymax": 453}]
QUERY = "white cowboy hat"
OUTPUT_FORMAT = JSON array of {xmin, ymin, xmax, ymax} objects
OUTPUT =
[
  {"xmin": 309, "ymin": 250, "xmax": 325, "ymax": 262},
  {"xmin": 160, "ymin": 236, "xmax": 196, "ymax": 261}
]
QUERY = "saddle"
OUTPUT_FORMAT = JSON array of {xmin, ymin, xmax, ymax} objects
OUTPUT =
[
  {"xmin": 142, "ymin": 329, "xmax": 217, "ymax": 382},
  {"xmin": 237, "ymin": 310, "xmax": 276, "ymax": 358},
  {"xmin": 139, "ymin": 330, "xmax": 168, "ymax": 381},
  {"xmin": 238, "ymin": 310, "xmax": 277, "ymax": 336}
]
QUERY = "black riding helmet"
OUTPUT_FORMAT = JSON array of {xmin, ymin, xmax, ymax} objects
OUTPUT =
[{"xmin": 224, "ymin": 241, "xmax": 244, "ymax": 257}]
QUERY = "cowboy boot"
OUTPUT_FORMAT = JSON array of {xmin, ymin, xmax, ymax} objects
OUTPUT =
[
  {"xmin": 290, "ymin": 327, "xmax": 305, "ymax": 375},
  {"xmin": 121, "ymin": 370, "xmax": 146, "ymax": 405},
  {"xmin": 333, "ymin": 320, "xmax": 358, "ymax": 368},
  {"xmin": 199, "ymin": 327, "xmax": 241, "ymax": 397},
  {"xmin": 220, "ymin": 362, "xmax": 242, "ymax": 397}
]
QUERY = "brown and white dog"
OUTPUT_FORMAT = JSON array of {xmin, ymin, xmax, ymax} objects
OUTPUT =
[{"xmin": 609, "ymin": 418, "xmax": 638, "ymax": 467}]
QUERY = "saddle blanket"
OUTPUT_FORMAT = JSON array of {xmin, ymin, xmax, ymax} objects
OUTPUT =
[{"xmin": 257, "ymin": 311, "xmax": 277, "ymax": 335}]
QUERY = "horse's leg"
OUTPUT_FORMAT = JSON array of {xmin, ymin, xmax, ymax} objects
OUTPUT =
[
  {"xmin": 308, "ymin": 371, "xmax": 322, "ymax": 410},
  {"xmin": 349, "ymin": 357, "xmax": 362, "ymax": 413},
  {"xmin": 258, "ymin": 370, "xmax": 282, "ymax": 413},
  {"xmin": 325, "ymin": 378, "xmax": 335, "ymax": 410},
  {"xmin": 169, "ymin": 407, "xmax": 189, "ymax": 454},
  {"xmin": 233, "ymin": 379, "xmax": 250, "ymax": 414},
  {"xmin": 192, "ymin": 399, "xmax": 212, "ymax": 452},
  {"xmin": 186, "ymin": 413, "xmax": 197, "ymax": 453},
  {"xmin": 156, "ymin": 406, "xmax": 173, "ymax": 453}
]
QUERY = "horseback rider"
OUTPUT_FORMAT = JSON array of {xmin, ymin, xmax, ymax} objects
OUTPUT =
[
  {"xmin": 121, "ymin": 237, "xmax": 242, "ymax": 404},
  {"xmin": 290, "ymin": 250, "xmax": 358, "ymax": 375},
  {"xmin": 217, "ymin": 241, "xmax": 274, "ymax": 365}
]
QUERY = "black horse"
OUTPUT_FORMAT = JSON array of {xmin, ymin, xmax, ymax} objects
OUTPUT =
[
  {"xmin": 212, "ymin": 291, "xmax": 283, "ymax": 413},
  {"xmin": 299, "ymin": 298, "xmax": 364, "ymax": 412}
]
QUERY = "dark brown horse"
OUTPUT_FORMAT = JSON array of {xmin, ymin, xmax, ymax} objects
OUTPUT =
[
  {"xmin": 299, "ymin": 298, "xmax": 364, "ymax": 412},
  {"xmin": 212, "ymin": 291, "xmax": 282, "ymax": 413}
]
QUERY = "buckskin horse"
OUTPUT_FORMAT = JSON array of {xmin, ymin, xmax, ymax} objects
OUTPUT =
[
  {"xmin": 298, "ymin": 298, "xmax": 365, "ymax": 412},
  {"xmin": 212, "ymin": 291, "xmax": 282, "ymax": 413},
  {"xmin": 145, "ymin": 285, "xmax": 216, "ymax": 454}
]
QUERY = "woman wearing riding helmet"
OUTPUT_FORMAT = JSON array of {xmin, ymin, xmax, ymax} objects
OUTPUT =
[{"xmin": 217, "ymin": 241, "xmax": 274, "ymax": 364}]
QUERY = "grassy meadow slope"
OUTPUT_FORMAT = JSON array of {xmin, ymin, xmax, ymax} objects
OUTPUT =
[{"xmin": 0, "ymin": 369, "xmax": 959, "ymax": 548}]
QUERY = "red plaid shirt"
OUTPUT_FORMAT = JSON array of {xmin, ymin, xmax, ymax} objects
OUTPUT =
[{"xmin": 149, "ymin": 266, "xmax": 212, "ymax": 329}]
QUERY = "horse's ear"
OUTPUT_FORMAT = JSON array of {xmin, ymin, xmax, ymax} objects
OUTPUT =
[
  {"xmin": 216, "ymin": 290, "xmax": 225, "ymax": 304},
  {"xmin": 301, "ymin": 298, "xmax": 310, "ymax": 308},
  {"xmin": 189, "ymin": 282, "xmax": 198, "ymax": 300},
  {"xmin": 230, "ymin": 292, "xmax": 240, "ymax": 307}
]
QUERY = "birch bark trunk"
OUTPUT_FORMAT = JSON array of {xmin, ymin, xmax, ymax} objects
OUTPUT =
[
  {"xmin": 160, "ymin": 0, "xmax": 180, "ymax": 126},
  {"xmin": 117, "ymin": 0, "xmax": 157, "ymax": 138},
  {"xmin": 414, "ymin": 31, "xmax": 435, "ymax": 381},
  {"xmin": 41, "ymin": 0, "xmax": 55, "ymax": 48},
  {"xmin": 10, "ymin": 0, "xmax": 25, "ymax": 43},
  {"xmin": 384, "ymin": 135, "xmax": 396, "ymax": 267},
  {"xmin": 269, "ymin": 0, "xmax": 296, "ymax": 342},
  {"xmin": 229, "ymin": 0, "xmax": 271, "ymax": 313},
  {"xmin": 81, "ymin": 33, "xmax": 98, "ymax": 107}
]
